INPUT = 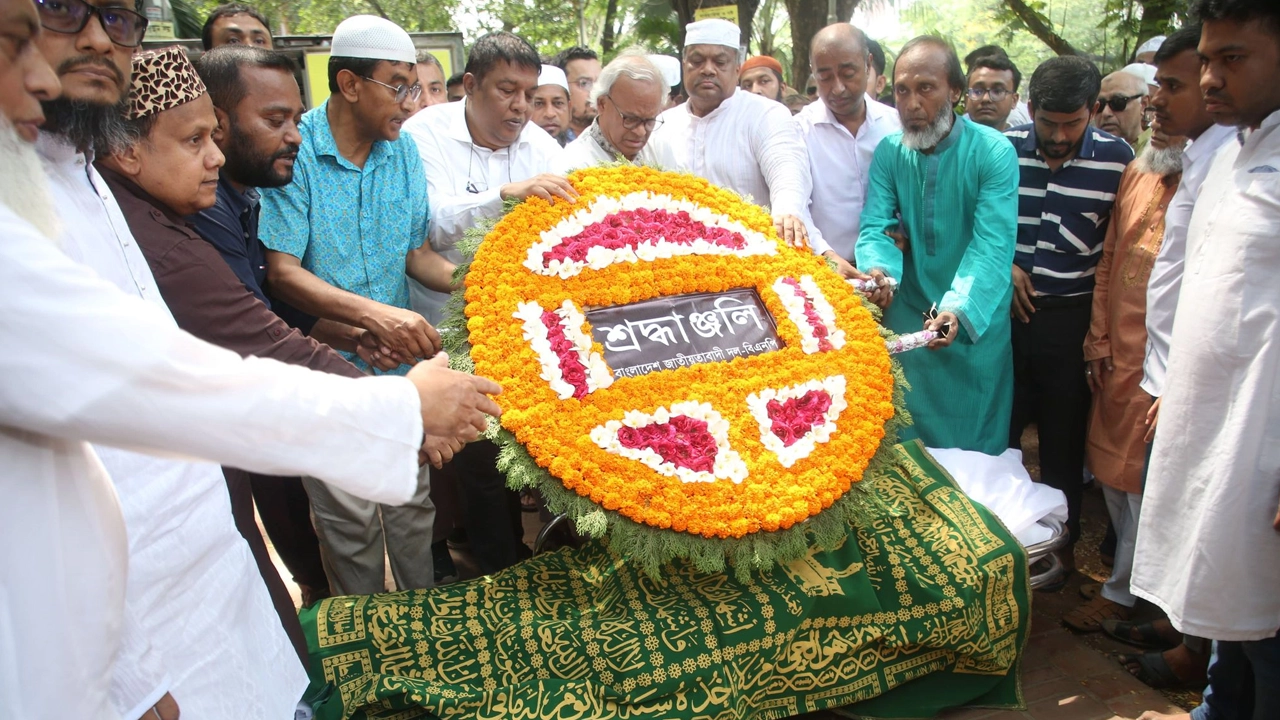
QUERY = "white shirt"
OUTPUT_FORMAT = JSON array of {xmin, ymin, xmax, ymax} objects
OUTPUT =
[
  {"xmin": 1140, "ymin": 123, "xmax": 1234, "ymax": 397},
  {"xmin": 12, "ymin": 138, "xmax": 424, "ymax": 720},
  {"xmin": 1131, "ymin": 111, "xmax": 1280, "ymax": 642},
  {"xmin": 641, "ymin": 90, "xmax": 813, "ymax": 222},
  {"xmin": 402, "ymin": 101, "xmax": 562, "ymax": 324},
  {"xmin": 793, "ymin": 95, "xmax": 901, "ymax": 259},
  {"xmin": 552, "ymin": 129, "xmax": 618, "ymax": 174}
]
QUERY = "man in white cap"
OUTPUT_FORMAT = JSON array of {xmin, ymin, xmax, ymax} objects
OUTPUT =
[
  {"xmin": 260, "ymin": 15, "xmax": 458, "ymax": 596},
  {"xmin": 531, "ymin": 63, "xmax": 571, "ymax": 144},
  {"xmin": 642, "ymin": 18, "xmax": 814, "ymax": 247},
  {"xmin": 554, "ymin": 50, "xmax": 667, "ymax": 172},
  {"xmin": 403, "ymin": 31, "xmax": 570, "ymax": 576},
  {"xmin": 1135, "ymin": 35, "xmax": 1165, "ymax": 64}
]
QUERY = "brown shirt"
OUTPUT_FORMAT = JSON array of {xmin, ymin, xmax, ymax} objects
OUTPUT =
[{"xmin": 98, "ymin": 166, "xmax": 363, "ymax": 380}]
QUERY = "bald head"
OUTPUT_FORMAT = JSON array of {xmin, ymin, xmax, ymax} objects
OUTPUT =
[
  {"xmin": 810, "ymin": 23, "xmax": 868, "ymax": 62},
  {"xmin": 1101, "ymin": 70, "xmax": 1148, "ymax": 97}
]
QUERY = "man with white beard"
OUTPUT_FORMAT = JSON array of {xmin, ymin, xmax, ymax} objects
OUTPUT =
[
  {"xmin": 3, "ymin": 4, "xmax": 503, "ymax": 718},
  {"xmin": 855, "ymin": 35, "xmax": 1020, "ymax": 455},
  {"xmin": 1061, "ymin": 121, "xmax": 1186, "ymax": 633}
]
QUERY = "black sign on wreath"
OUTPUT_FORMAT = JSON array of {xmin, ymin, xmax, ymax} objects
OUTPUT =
[{"xmin": 585, "ymin": 288, "xmax": 784, "ymax": 380}]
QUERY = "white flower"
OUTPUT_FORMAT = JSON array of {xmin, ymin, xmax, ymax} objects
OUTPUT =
[{"xmin": 590, "ymin": 401, "xmax": 747, "ymax": 484}]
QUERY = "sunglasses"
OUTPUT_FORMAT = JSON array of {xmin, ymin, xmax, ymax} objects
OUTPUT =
[
  {"xmin": 362, "ymin": 76, "xmax": 423, "ymax": 104},
  {"xmin": 35, "ymin": 0, "xmax": 148, "ymax": 48},
  {"xmin": 1094, "ymin": 93, "xmax": 1144, "ymax": 114}
]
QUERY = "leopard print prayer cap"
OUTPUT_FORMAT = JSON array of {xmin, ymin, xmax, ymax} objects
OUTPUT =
[{"xmin": 127, "ymin": 46, "xmax": 207, "ymax": 121}]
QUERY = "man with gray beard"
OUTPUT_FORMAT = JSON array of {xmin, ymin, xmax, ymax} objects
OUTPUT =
[
  {"xmin": 855, "ymin": 36, "xmax": 1020, "ymax": 455},
  {"xmin": 1061, "ymin": 121, "xmax": 1186, "ymax": 633}
]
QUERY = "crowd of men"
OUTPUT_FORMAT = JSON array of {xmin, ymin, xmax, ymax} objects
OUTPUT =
[{"xmin": 0, "ymin": 0, "xmax": 1276, "ymax": 717}]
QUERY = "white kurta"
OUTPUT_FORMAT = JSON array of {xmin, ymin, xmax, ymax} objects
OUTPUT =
[
  {"xmin": 793, "ymin": 95, "xmax": 900, "ymax": 259},
  {"xmin": 402, "ymin": 101, "xmax": 562, "ymax": 324},
  {"xmin": 641, "ymin": 90, "xmax": 812, "ymax": 223},
  {"xmin": 1140, "ymin": 123, "xmax": 1234, "ymax": 397},
  {"xmin": 6, "ymin": 138, "xmax": 424, "ymax": 720},
  {"xmin": 552, "ymin": 130, "xmax": 617, "ymax": 174},
  {"xmin": 1131, "ymin": 112, "xmax": 1280, "ymax": 642}
]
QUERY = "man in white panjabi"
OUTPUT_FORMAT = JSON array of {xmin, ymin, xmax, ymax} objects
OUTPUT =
[
  {"xmin": 793, "ymin": 22, "xmax": 900, "ymax": 279},
  {"xmin": 402, "ymin": 30, "xmax": 568, "ymax": 327},
  {"xmin": 641, "ymin": 18, "xmax": 814, "ymax": 248},
  {"xmin": 553, "ymin": 51, "xmax": 667, "ymax": 173},
  {"xmin": 5, "ymin": 4, "xmax": 501, "ymax": 719},
  {"xmin": 1130, "ymin": 5, "xmax": 1280, "ymax": 718}
]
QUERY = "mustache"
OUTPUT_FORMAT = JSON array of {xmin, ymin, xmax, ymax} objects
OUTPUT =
[
  {"xmin": 272, "ymin": 144, "xmax": 299, "ymax": 161},
  {"xmin": 57, "ymin": 55, "xmax": 125, "ymax": 86}
]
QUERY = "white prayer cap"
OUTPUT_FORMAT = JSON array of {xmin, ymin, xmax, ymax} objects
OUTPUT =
[
  {"xmin": 684, "ymin": 18, "xmax": 740, "ymax": 49},
  {"xmin": 538, "ymin": 64, "xmax": 569, "ymax": 92},
  {"xmin": 648, "ymin": 54, "xmax": 682, "ymax": 88},
  {"xmin": 1136, "ymin": 36, "xmax": 1166, "ymax": 55},
  {"xmin": 1122, "ymin": 62, "xmax": 1157, "ymax": 88},
  {"xmin": 330, "ymin": 15, "xmax": 416, "ymax": 65}
]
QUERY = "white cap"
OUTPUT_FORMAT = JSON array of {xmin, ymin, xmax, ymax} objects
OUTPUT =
[
  {"xmin": 330, "ymin": 15, "xmax": 416, "ymax": 65},
  {"xmin": 648, "ymin": 54, "xmax": 681, "ymax": 88},
  {"xmin": 1136, "ymin": 36, "xmax": 1166, "ymax": 55},
  {"xmin": 1122, "ymin": 62, "xmax": 1157, "ymax": 87},
  {"xmin": 684, "ymin": 18, "xmax": 740, "ymax": 49},
  {"xmin": 538, "ymin": 64, "xmax": 569, "ymax": 92}
]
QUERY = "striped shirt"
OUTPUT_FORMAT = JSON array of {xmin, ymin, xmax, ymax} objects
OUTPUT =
[{"xmin": 1005, "ymin": 124, "xmax": 1133, "ymax": 296}]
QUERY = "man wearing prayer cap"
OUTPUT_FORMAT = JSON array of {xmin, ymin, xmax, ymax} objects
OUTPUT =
[
  {"xmin": 531, "ymin": 63, "xmax": 571, "ymax": 144},
  {"xmin": 740, "ymin": 54, "xmax": 785, "ymax": 102},
  {"xmin": 643, "ymin": 18, "xmax": 815, "ymax": 248},
  {"xmin": 554, "ymin": 50, "xmax": 668, "ymax": 172},
  {"xmin": 261, "ymin": 15, "xmax": 459, "ymax": 596},
  {"xmin": 1134, "ymin": 35, "xmax": 1165, "ymax": 64}
]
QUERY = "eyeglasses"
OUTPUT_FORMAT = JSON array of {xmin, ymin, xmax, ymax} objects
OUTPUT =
[
  {"xmin": 361, "ymin": 76, "xmax": 423, "ymax": 104},
  {"xmin": 967, "ymin": 87, "xmax": 1011, "ymax": 102},
  {"xmin": 1095, "ymin": 93, "xmax": 1145, "ymax": 113},
  {"xmin": 35, "ymin": 0, "xmax": 148, "ymax": 48},
  {"xmin": 601, "ymin": 96, "xmax": 662, "ymax": 132}
]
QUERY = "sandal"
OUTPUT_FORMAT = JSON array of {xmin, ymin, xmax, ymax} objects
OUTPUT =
[
  {"xmin": 1063, "ymin": 595, "xmax": 1131, "ymax": 633},
  {"xmin": 1102, "ymin": 619, "xmax": 1180, "ymax": 650},
  {"xmin": 1117, "ymin": 651, "xmax": 1196, "ymax": 689}
]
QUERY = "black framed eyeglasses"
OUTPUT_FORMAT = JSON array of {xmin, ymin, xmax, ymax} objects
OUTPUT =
[
  {"xmin": 601, "ymin": 95, "xmax": 662, "ymax": 132},
  {"xmin": 967, "ymin": 87, "xmax": 1011, "ymax": 102},
  {"xmin": 1095, "ymin": 93, "xmax": 1145, "ymax": 114},
  {"xmin": 362, "ymin": 76, "xmax": 423, "ymax": 104},
  {"xmin": 35, "ymin": 0, "xmax": 148, "ymax": 48}
]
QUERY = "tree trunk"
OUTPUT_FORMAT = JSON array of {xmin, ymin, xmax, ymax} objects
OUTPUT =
[
  {"xmin": 1137, "ymin": 0, "xmax": 1178, "ymax": 45},
  {"xmin": 784, "ymin": 0, "xmax": 858, "ymax": 90},
  {"xmin": 1002, "ymin": 0, "xmax": 1080, "ymax": 55},
  {"xmin": 602, "ymin": 0, "xmax": 620, "ymax": 54}
]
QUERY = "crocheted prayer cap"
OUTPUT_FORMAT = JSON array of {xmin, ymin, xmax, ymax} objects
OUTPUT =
[
  {"xmin": 127, "ymin": 46, "xmax": 207, "ymax": 121},
  {"xmin": 538, "ymin": 64, "xmax": 569, "ymax": 91},
  {"xmin": 330, "ymin": 15, "xmax": 416, "ymax": 65},
  {"xmin": 684, "ymin": 19, "xmax": 740, "ymax": 49}
]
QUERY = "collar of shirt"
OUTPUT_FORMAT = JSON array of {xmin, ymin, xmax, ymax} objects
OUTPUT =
[
  {"xmin": 585, "ymin": 118, "xmax": 626, "ymax": 160},
  {"xmin": 217, "ymin": 172, "xmax": 259, "ymax": 218},
  {"xmin": 97, "ymin": 164, "xmax": 205, "ymax": 243},
  {"xmin": 808, "ymin": 94, "xmax": 895, "ymax": 137},
  {"xmin": 931, "ymin": 112, "xmax": 967, "ymax": 155},
  {"xmin": 308, "ymin": 99, "xmax": 394, "ymax": 171}
]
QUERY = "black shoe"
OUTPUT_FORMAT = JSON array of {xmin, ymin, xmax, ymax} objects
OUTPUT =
[{"xmin": 433, "ymin": 539, "xmax": 459, "ymax": 585}]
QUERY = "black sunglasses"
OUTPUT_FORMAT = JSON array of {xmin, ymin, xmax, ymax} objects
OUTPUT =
[
  {"xmin": 1094, "ymin": 93, "xmax": 1144, "ymax": 114},
  {"xmin": 35, "ymin": 0, "xmax": 149, "ymax": 47}
]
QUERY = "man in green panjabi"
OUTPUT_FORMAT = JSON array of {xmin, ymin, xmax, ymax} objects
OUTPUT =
[{"xmin": 856, "ymin": 35, "xmax": 1019, "ymax": 454}]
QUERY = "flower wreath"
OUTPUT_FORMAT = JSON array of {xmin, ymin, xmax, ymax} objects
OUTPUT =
[{"xmin": 443, "ymin": 165, "xmax": 909, "ymax": 577}]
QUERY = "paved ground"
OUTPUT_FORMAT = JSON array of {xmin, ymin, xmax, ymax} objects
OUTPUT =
[{"xmin": 262, "ymin": 431, "xmax": 1199, "ymax": 719}]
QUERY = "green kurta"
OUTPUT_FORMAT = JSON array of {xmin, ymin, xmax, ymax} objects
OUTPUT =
[
  {"xmin": 299, "ymin": 442, "xmax": 1030, "ymax": 720},
  {"xmin": 856, "ymin": 115, "xmax": 1020, "ymax": 454}
]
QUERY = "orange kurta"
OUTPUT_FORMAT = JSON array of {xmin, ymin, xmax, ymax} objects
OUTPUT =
[{"xmin": 1083, "ymin": 166, "xmax": 1179, "ymax": 493}]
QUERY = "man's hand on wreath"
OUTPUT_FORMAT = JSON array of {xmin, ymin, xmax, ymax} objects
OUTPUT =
[
  {"xmin": 773, "ymin": 214, "xmax": 809, "ymax": 249},
  {"xmin": 501, "ymin": 174, "xmax": 579, "ymax": 204},
  {"xmin": 407, "ymin": 353, "xmax": 503, "ymax": 441},
  {"xmin": 823, "ymin": 250, "xmax": 865, "ymax": 280}
]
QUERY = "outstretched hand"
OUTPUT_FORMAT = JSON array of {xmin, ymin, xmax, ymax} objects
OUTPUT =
[
  {"xmin": 406, "ymin": 353, "xmax": 503, "ymax": 442},
  {"xmin": 501, "ymin": 174, "xmax": 579, "ymax": 204}
]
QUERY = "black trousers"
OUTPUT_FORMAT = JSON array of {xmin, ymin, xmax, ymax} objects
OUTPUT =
[
  {"xmin": 247, "ymin": 473, "xmax": 330, "ymax": 595},
  {"xmin": 449, "ymin": 440, "xmax": 529, "ymax": 574},
  {"xmin": 1009, "ymin": 297, "xmax": 1093, "ymax": 545}
]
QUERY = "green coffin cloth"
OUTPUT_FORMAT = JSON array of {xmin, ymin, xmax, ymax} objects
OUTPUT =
[{"xmin": 300, "ymin": 441, "xmax": 1029, "ymax": 719}]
